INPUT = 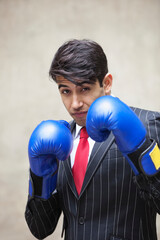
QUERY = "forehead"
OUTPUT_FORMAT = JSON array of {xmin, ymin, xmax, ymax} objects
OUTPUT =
[
  {"xmin": 56, "ymin": 76, "xmax": 71, "ymax": 84},
  {"xmin": 56, "ymin": 76, "xmax": 95, "ymax": 87}
]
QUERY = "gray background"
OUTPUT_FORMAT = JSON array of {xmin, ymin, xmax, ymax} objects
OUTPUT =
[{"xmin": 0, "ymin": 0, "xmax": 160, "ymax": 239}]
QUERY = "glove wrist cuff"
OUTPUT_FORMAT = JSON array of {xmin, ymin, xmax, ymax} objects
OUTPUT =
[
  {"xmin": 29, "ymin": 169, "xmax": 43, "ymax": 198},
  {"xmin": 128, "ymin": 138, "xmax": 160, "ymax": 176},
  {"xmin": 29, "ymin": 169, "xmax": 57, "ymax": 200}
]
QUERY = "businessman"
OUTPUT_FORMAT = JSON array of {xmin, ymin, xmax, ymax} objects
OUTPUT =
[{"xmin": 25, "ymin": 39, "xmax": 160, "ymax": 240}]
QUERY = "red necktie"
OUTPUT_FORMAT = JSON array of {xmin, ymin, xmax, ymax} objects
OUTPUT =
[{"xmin": 72, "ymin": 127, "xmax": 89, "ymax": 195}]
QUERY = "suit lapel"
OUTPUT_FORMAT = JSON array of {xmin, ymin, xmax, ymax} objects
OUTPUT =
[
  {"xmin": 79, "ymin": 132, "xmax": 115, "ymax": 197},
  {"xmin": 63, "ymin": 121, "xmax": 115, "ymax": 199},
  {"xmin": 63, "ymin": 156, "xmax": 78, "ymax": 198},
  {"xmin": 63, "ymin": 121, "xmax": 78, "ymax": 198}
]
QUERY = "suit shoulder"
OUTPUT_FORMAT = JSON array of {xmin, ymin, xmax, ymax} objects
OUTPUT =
[{"xmin": 130, "ymin": 106, "xmax": 160, "ymax": 122}]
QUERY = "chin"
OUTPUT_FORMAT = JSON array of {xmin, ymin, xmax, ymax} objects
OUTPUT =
[
  {"xmin": 75, "ymin": 119, "xmax": 86, "ymax": 127},
  {"xmin": 77, "ymin": 122, "xmax": 86, "ymax": 127}
]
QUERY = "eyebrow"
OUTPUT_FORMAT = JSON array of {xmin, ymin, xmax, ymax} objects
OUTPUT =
[
  {"xmin": 58, "ymin": 81, "xmax": 93, "ymax": 89},
  {"xmin": 58, "ymin": 84, "xmax": 68, "ymax": 89}
]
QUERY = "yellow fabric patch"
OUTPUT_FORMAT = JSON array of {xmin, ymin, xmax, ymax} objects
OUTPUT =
[{"xmin": 150, "ymin": 143, "xmax": 160, "ymax": 170}]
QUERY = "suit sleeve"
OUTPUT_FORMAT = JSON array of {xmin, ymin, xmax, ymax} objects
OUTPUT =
[
  {"xmin": 25, "ymin": 192, "xmax": 61, "ymax": 239},
  {"xmin": 133, "ymin": 110, "xmax": 160, "ymax": 213}
]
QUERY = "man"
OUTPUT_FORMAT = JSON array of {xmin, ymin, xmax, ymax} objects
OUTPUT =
[{"xmin": 25, "ymin": 39, "xmax": 160, "ymax": 240}]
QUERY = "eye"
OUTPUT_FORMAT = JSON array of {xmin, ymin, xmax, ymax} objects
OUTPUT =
[
  {"xmin": 81, "ymin": 87, "xmax": 90, "ymax": 92},
  {"xmin": 60, "ymin": 89, "xmax": 71, "ymax": 95}
]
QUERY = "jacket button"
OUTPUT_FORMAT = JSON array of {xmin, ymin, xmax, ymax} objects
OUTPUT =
[{"xmin": 79, "ymin": 217, "xmax": 84, "ymax": 224}]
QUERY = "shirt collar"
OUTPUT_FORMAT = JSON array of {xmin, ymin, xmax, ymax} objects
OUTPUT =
[{"xmin": 74, "ymin": 124, "xmax": 83, "ymax": 139}]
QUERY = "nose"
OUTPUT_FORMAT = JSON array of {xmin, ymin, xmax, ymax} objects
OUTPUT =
[{"xmin": 71, "ymin": 94, "xmax": 83, "ymax": 109}]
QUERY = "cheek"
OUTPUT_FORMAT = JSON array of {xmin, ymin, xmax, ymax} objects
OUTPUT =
[
  {"xmin": 97, "ymin": 88, "xmax": 104, "ymax": 97},
  {"xmin": 85, "ymin": 97, "xmax": 97, "ymax": 108},
  {"xmin": 88, "ymin": 90, "xmax": 103, "ymax": 104},
  {"xmin": 60, "ymin": 96, "xmax": 70, "ymax": 111}
]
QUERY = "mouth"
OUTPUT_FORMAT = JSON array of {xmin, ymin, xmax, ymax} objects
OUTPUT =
[{"xmin": 72, "ymin": 111, "xmax": 88, "ymax": 118}]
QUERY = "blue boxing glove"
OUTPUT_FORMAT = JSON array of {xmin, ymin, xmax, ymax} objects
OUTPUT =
[
  {"xmin": 86, "ymin": 96, "xmax": 160, "ymax": 176},
  {"xmin": 28, "ymin": 120, "xmax": 73, "ymax": 199}
]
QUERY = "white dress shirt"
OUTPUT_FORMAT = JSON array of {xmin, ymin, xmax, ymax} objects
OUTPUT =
[{"xmin": 70, "ymin": 124, "xmax": 95, "ymax": 168}]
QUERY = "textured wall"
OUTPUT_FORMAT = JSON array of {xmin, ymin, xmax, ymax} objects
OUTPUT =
[{"xmin": 0, "ymin": 0, "xmax": 160, "ymax": 239}]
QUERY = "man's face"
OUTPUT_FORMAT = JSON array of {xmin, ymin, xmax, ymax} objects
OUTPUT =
[{"xmin": 56, "ymin": 76, "xmax": 105, "ymax": 126}]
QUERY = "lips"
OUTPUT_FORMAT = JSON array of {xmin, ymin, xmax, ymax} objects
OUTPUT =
[{"xmin": 72, "ymin": 111, "xmax": 88, "ymax": 118}]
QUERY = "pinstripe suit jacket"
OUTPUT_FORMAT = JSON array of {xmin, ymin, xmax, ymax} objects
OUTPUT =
[{"xmin": 25, "ymin": 107, "xmax": 160, "ymax": 240}]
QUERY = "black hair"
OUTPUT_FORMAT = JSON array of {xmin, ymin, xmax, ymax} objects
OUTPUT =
[{"xmin": 49, "ymin": 39, "xmax": 108, "ymax": 87}]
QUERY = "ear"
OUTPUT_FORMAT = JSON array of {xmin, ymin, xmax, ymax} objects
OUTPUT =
[{"xmin": 102, "ymin": 73, "xmax": 113, "ymax": 95}]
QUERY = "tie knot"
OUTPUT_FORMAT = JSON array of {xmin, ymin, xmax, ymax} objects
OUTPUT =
[{"xmin": 80, "ymin": 127, "xmax": 89, "ymax": 139}]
